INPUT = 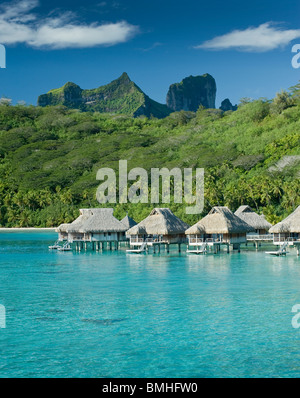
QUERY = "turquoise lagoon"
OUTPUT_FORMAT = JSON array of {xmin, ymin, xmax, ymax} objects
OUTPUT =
[{"xmin": 1, "ymin": 231, "xmax": 300, "ymax": 378}]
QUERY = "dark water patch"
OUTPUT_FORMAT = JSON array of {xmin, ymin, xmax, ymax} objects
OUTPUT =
[
  {"xmin": 98, "ymin": 375, "xmax": 114, "ymax": 378},
  {"xmin": 35, "ymin": 317, "xmax": 57, "ymax": 321},
  {"xmin": 46, "ymin": 309, "xmax": 64, "ymax": 314},
  {"xmin": 31, "ymin": 270, "xmax": 66, "ymax": 274},
  {"xmin": 81, "ymin": 318, "xmax": 127, "ymax": 325}
]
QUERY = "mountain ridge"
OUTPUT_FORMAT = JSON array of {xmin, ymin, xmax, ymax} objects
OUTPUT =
[
  {"xmin": 37, "ymin": 72, "xmax": 172, "ymax": 119},
  {"xmin": 37, "ymin": 72, "xmax": 236, "ymax": 117}
]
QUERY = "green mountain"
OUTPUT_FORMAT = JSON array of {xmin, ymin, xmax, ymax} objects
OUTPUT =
[
  {"xmin": 166, "ymin": 73, "xmax": 217, "ymax": 111},
  {"xmin": 37, "ymin": 72, "xmax": 171, "ymax": 118}
]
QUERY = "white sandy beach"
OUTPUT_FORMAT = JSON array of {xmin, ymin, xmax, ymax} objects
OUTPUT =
[{"xmin": 0, "ymin": 228, "xmax": 56, "ymax": 231}]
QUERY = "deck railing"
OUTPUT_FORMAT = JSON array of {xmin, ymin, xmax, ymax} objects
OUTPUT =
[
  {"xmin": 130, "ymin": 236, "xmax": 185, "ymax": 245},
  {"xmin": 205, "ymin": 238, "xmax": 223, "ymax": 243},
  {"xmin": 287, "ymin": 237, "xmax": 300, "ymax": 242},
  {"xmin": 69, "ymin": 236, "xmax": 85, "ymax": 241},
  {"xmin": 188, "ymin": 237, "xmax": 223, "ymax": 244},
  {"xmin": 247, "ymin": 234, "xmax": 273, "ymax": 241},
  {"xmin": 130, "ymin": 237, "xmax": 145, "ymax": 244},
  {"xmin": 273, "ymin": 236, "xmax": 300, "ymax": 243},
  {"xmin": 188, "ymin": 237, "xmax": 204, "ymax": 244}
]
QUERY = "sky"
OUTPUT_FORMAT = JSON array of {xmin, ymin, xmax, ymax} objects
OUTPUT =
[{"xmin": 1, "ymin": 0, "xmax": 300, "ymax": 107}]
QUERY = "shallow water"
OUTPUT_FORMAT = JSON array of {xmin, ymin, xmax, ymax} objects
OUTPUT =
[{"xmin": 0, "ymin": 231, "xmax": 300, "ymax": 378}]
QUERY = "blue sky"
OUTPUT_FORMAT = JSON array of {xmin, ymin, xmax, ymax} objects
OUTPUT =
[{"xmin": 1, "ymin": 0, "xmax": 300, "ymax": 107}]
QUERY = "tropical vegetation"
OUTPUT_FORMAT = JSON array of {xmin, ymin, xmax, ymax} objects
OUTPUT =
[{"xmin": 0, "ymin": 85, "xmax": 299, "ymax": 227}]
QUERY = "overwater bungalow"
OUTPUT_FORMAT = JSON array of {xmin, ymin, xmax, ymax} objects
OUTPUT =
[
  {"xmin": 234, "ymin": 205, "xmax": 273, "ymax": 246},
  {"xmin": 66, "ymin": 209, "xmax": 93, "ymax": 243},
  {"xmin": 55, "ymin": 208, "xmax": 135, "ymax": 251},
  {"xmin": 235, "ymin": 205, "xmax": 272, "ymax": 235},
  {"xmin": 269, "ymin": 206, "xmax": 300, "ymax": 254},
  {"xmin": 56, "ymin": 223, "xmax": 71, "ymax": 241},
  {"xmin": 121, "ymin": 214, "xmax": 137, "ymax": 243},
  {"xmin": 79, "ymin": 208, "xmax": 128, "ymax": 245},
  {"xmin": 121, "ymin": 214, "xmax": 137, "ymax": 231},
  {"xmin": 126, "ymin": 208, "xmax": 189, "ymax": 252},
  {"xmin": 185, "ymin": 206, "xmax": 254, "ymax": 253}
]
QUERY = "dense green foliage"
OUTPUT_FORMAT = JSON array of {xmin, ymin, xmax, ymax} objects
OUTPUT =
[{"xmin": 0, "ymin": 88, "xmax": 299, "ymax": 227}]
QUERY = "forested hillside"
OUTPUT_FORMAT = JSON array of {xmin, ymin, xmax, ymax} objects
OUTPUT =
[{"xmin": 0, "ymin": 88, "xmax": 299, "ymax": 227}]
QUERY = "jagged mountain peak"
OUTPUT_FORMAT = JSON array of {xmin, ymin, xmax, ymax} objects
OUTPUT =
[
  {"xmin": 37, "ymin": 72, "xmax": 222, "ymax": 117},
  {"xmin": 37, "ymin": 73, "xmax": 171, "ymax": 119},
  {"xmin": 166, "ymin": 73, "xmax": 217, "ymax": 111},
  {"xmin": 117, "ymin": 72, "xmax": 131, "ymax": 82}
]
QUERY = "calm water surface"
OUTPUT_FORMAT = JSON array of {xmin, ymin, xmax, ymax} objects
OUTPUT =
[{"xmin": 1, "ymin": 231, "xmax": 300, "ymax": 378}]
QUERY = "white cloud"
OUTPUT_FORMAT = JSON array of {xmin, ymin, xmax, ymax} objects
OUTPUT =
[
  {"xmin": 0, "ymin": 0, "xmax": 138, "ymax": 49},
  {"xmin": 195, "ymin": 22, "xmax": 300, "ymax": 52}
]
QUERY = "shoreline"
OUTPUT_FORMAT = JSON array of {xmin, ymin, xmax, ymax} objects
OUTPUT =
[{"xmin": 0, "ymin": 227, "xmax": 56, "ymax": 231}]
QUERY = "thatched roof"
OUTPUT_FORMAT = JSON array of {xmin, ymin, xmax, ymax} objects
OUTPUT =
[
  {"xmin": 186, "ymin": 206, "xmax": 254, "ymax": 235},
  {"xmin": 234, "ymin": 205, "xmax": 272, "ymax": 230},
  {"xmin": 127, "ymin": 208, "xmax": 189, "ymax": 235},
  {"xmin": 79, "ymin": 208, "xmax": 128, "ymax": 233},
  {"xmin": 55, "ymin": 223, "xmax": 71, "ymax": 233},
  {"xmin": 66, "ymin": 209, "xmax": 93, "ymax": 233},
  {"xmin": 126, "ymin": 224, "xmax": 147, "ymax": 235},
  {"xmin": 269, "ymin": 205, "xmax": 300, "ymax": 233},
  {"xmin": 121, "ymin": 214, "xmax": 137, "ymax": 230},
  {"xmin": 185, "ymin": 223, "xmax": 205, "ymax": 235}
]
